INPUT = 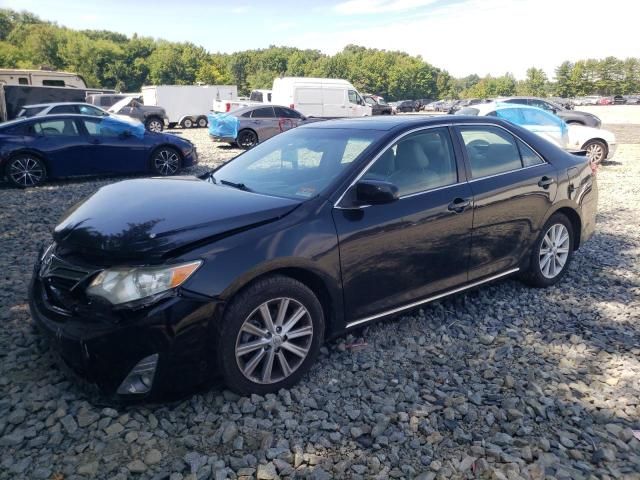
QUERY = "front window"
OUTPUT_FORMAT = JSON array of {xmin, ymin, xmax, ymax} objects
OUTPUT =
[
  {"xmin": 78, "ymin": 105, "xmax": 107, "ymax": 116},
  {"xmin": 348, "ymin": 90, "xmax": 359, "ymax": 104},
  {"xmin": 363, "ymin": 128, "xmax": 458, "ymax": 196},
  {"xmin": 213, "ymin": 128, "xmax": 383, "ymax": 199}
]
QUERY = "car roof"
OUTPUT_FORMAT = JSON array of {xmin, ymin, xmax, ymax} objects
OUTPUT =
[
  {"xmin": 301, "ymin": 114, "xmax": 509, "ymax": 131},
  {"xmin": 231, "ymin": 104, "xmax": 295, "ymax": 115},
  {"xmin": 22, "ymin": 102, "xmax": 95, "ymax": 108}
]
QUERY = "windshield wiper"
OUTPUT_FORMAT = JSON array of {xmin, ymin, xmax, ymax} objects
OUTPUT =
[{"xmin": 220, "ymin": 179, "xmax": 252, "ymax": 192}]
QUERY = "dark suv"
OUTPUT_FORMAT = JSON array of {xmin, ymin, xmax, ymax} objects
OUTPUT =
[{"xmin": 499, "ymin": 97, "xmax": 601, "ymax": 128}]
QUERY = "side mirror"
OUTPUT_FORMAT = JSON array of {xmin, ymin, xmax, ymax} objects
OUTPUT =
[{"xmin": 355, "ymin": 179, "xmax": 399, "ymax": 205}]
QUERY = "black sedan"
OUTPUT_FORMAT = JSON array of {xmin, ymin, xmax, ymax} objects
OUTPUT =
[
  {"xmin": 29, "ymin": 115, "xmax": 597, "ymax": 399},
  {"xmin": 1, "ymin": 114, "xmax": 197, "ymax": 187}
]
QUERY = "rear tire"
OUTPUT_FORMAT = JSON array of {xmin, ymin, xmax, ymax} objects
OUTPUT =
[
  {"xmin": 197, "ymin": 116, "xmax": 208, "ymax": 128},
  {"xmin": 521, "ymin": 213, "xmax": 574, "ymax": 288},
  {"xmin": 237, "ymin": 129, "xmax": 258, "ymax": 149},
  {"xmin": 6, "ymin": 154, "xmax": 47, "ymax": 188},
  {"xmin": 218, "ymin": 276, "xmax": 324, "ymax": 395},
  {"xmin": 151, "ymin": 147, "xmax": 181, "ymax": 176},
  {"xmin": 181, "ymin": 118, "xmax": 193, "ymax": 129}
]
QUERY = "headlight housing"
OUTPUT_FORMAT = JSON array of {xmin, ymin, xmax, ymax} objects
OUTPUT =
[{"xmin": 86, "ymin": 260, "xmax": 202, "ymax": 305}]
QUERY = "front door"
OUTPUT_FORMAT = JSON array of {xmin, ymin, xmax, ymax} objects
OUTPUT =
[
  {"xmin": 78, "ymin": 118, "xmax": 148, "ymax": 174},
  {"xmin": 333, "ymin": 127, "xmax": 473, "ymax": 322},
  {"xmin": 249, "ymin": 106, "xmax": 280, "ymax": 141},
  {"xmin": 454, "ymin": 125, "xmax": 558, "ymax": 280}
]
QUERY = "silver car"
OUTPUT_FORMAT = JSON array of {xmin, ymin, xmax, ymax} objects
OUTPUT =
[
  {"xmin": 209, "ymin": 105, "xmax": 308, "ymax": 149},
  {"xmin": 17, "ymin": 102, "xmax": 109, "ymax": 119}
]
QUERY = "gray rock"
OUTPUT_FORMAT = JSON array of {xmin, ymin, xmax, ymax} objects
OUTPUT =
[
  {"xmin": 127, "ymin": 459, "xmax": 147, "ymax": 473},
  {"xmin": 60, "ymin": 414, "xmax": 78, "ymax": 434},
  {"xmin": 77, "ymin": 461, "xmax": 99, "ymax": 476},
  {"xmin": 0, "ymin": 430, "xmax": 24, "ymax": 446},
  {"xmin": 8, "ymin": 408, "xmax": 26, "ymax": 424},
  {"xmin": 145, "ymin": 448, "xmax": 162, "ymax": 465},
  {"xmin": 257, "ymin": 462, "xmax": 278, "ymax": 479}
]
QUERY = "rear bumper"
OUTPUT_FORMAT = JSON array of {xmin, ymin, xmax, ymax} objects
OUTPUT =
[{"xmin": 209, "ymin": 134, "xmax": 236, "ymax": 143}]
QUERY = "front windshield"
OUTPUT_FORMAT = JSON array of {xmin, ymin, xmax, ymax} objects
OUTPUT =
[{"xmin": 214, "ymin": 127, "xmax": 383, "ymax": 199}]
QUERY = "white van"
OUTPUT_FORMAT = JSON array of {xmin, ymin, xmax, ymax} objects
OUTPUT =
[{"xmin": 271, "ymin": 77, "xmax": 372, "ymax": 118}]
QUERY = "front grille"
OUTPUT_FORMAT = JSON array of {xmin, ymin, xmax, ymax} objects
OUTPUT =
[{"xmin": 40, "ymin": 250, "xmax": 100, "ymax": 313}]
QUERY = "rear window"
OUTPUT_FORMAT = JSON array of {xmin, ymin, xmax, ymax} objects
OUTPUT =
[
  {"xmin": 251, "ymin": 107, "xmax": 275, "ymax": 118},
  {"xmin": 18, "ymin": 107, "xmax": 46, "ymax": 118}
]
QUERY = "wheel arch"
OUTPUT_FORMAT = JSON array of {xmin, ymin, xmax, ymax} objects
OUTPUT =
[
  {"xmin": 580, "ymin": 137, "xmax": 608, "ymax": 153},
  {"xmin": 4, "ymin": 149, "xmax": 50, "ymax": 175},
  {"xmin": 148, "ymin": 143, "xmax": 184, "ymax": 170},
  {"xmin": 238, "ymin": 127, "xmax": 259, "ymax": 142},
  {"xmin": 547, "ymin": 206, "xmax": 582, "ymax": 251},
  {"xmin": 220, "ymin": 264, "xmax": 341, "ymax": 340}
]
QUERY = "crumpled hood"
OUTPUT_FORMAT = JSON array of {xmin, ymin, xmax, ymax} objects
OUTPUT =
[{"xmin": 53, "ymin": 177, "xmax": 301, "ymax": 261}]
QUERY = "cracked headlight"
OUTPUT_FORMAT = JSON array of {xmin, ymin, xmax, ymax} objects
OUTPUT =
[{"xmin": 86, "ymin": 260, "xmax": 202, "ymax": 305}]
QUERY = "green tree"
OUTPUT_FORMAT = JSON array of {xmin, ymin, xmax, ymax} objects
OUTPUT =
[
  {"xmin": 519, "ymin": 67, "xmax": 548, "ymax": 96},
  {"xmin": 554, "ymin": 61, "xmax": 573, "ymax": 97}
]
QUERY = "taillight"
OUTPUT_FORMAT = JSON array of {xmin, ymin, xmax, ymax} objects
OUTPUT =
[
  {"xmin": 289, "ymin": 104, "xmax": 295, "ymax": 109},
  {"xmin": 590, "ymin": 159, "xmax": 599, "ymax": 175},
  {"xmin": 225, "ymin": 103, "xmax": 231, "ymax": 112}
]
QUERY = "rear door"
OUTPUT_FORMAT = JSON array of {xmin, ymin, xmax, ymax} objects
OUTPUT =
[
  {"xmin": 453, "ymin": 124, "xmax": 558, "ymax": 280},
  {"xmin": 24, "ymin": 118, "xmax": 86, "ymax": 177},
  {"xmin": 249, "ymin": 106, "xmax": 279, "ymax": 141}
]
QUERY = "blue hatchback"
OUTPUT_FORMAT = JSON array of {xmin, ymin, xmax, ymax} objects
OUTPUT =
[{"xmin": 0, "ymin": 114, "xmax": 198, "ymax": 187}]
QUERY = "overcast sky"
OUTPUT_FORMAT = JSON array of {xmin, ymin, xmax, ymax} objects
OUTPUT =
[{"xmin": 2, "ymin": 0, "xmax": 636, "ymax": 79}]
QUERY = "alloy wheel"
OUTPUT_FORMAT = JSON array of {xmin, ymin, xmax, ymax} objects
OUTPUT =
[
  {"xmin": 235, "ymin": 297, "xmax": 314, "ymax": 385},
  {"xmin": 153, "ymin": 149, "xmax": 180, "ymax": 175},
  {"xmin": 585, "ymin": 142, "xmax": 605, "ymax": 163},
  {"xmin": 9, "ymin": 156, "xmax": 45, "ymax": 187},
  {"xmin": 238, "ymin": 131, "xmax": 258, "ymax": 149},
  {"xmin": 148, "ymin": 120, "xmax": 163, "ymax": 133},
  {"xmin": 539, "ymin": 223, "xmax": 570, "ymax": 279}
]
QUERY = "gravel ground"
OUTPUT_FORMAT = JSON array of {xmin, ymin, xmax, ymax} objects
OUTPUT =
[{"xmin": 0, "ymin": 125, "xmax": 639, "ymax": 480}]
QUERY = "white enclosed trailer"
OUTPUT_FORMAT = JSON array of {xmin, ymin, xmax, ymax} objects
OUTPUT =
[{"xmin": 142, "ymin": 85, "xmax": 237, "ymax": 128}]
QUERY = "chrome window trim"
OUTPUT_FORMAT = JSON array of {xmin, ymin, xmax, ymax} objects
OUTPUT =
[
  {"xmin": 334, "ymin": 121, "xmax": 549, "ymax": 208},
  {"xmin": 334, "ymin": 124, "xmax": 455, "ymax": 207},
  {"xmin": 346, "ymin": 267, "xmax": 519, "ymax": 329}
]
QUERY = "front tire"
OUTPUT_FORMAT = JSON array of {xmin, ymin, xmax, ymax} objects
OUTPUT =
[
  {"xmin": 522, "ymin": 213, "xmax": 574, "ymax": 288},
  {"xmin": 151, "ymin": 147, "xmax": 181, "ymax": 176},
  {"xmin": 582, "ymin": 139, "xmax": 607, "ymax": 163},
  {"xmin": 145, "ymin": 117, "xmax": 164, "ymax": 132},
  {"xmin": 218, "ymin": 276, "xmax": 325, "ymax": 395},
  {"xmin": 6, "ymin": 154, "xmax": 47, "ymax": 188},
  {"xmin": 237, "ymin": 129, "xmax": 258, "ymax": 149},
  {"xmin": 197, "ymin": 116, "xmax": 208, "ymax": 128},
  {"xmin": 181, "ymin": 118, "xmax": 193, "ymax": 129}
]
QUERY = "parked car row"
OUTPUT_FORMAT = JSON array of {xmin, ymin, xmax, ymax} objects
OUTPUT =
[{"xmin": 456, "ymin": 102, "xmax": 616, "ymax": 163}]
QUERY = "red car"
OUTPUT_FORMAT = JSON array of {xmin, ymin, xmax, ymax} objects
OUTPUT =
[{"xmin": 597, "ymin": 97, "xmax": 613, "ymax": 105}]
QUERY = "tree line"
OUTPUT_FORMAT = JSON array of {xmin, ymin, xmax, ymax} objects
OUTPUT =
[{"xmin": 1, "ymin": 9, "xmax": 638, "ymax": 101}]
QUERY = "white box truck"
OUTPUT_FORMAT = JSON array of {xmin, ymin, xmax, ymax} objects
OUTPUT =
[
  {"xmin": 142, "ymin": 85, "xmax": 237, "ymax": 128},
  {"xmin": 271, "ymin": 77, "xmax": 372, "ymax": 118}
]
